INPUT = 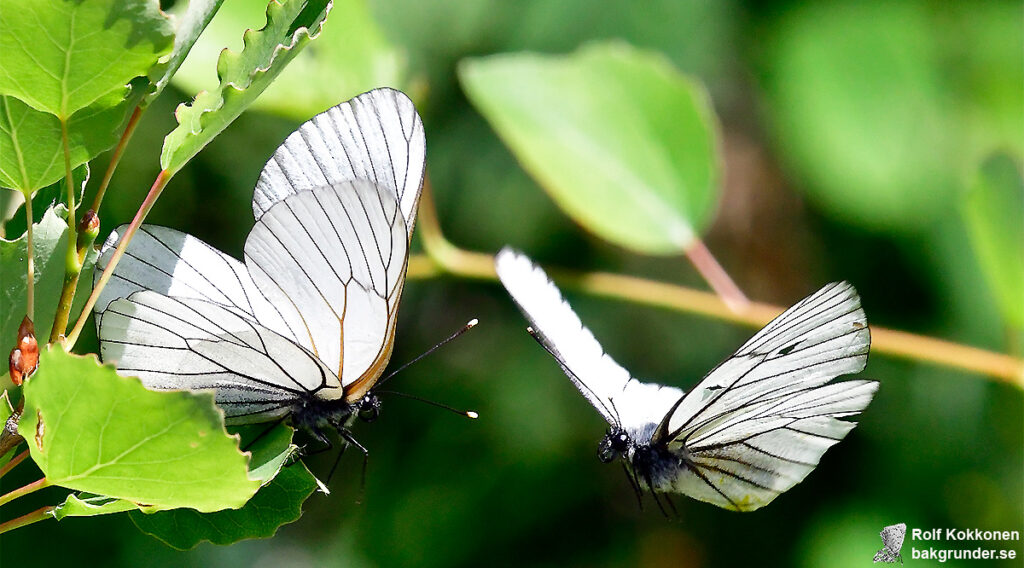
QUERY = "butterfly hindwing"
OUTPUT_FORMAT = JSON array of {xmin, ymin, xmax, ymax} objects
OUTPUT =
[
  {"xmin": 653, "ymin": 282, "xmax": 875, "ymax": 510},
  {"xmin": 100, "ymin": 291, "xmax": 339, "ymax": 423}
]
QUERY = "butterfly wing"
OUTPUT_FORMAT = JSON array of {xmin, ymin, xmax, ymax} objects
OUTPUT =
[
  {"xmin": 93, "ymin": 225, "xmax": 295, "ymax": 339},
  {"xmin": 100, "ymin": 290, "xmax": 339, "ymax": 423},
  {"xmin": 253, "ymin": 87, "xmax": 426, "ymax": 237},
  {"xmin": 495, "ymin": 248, "xmax": 683, "ymax": 435},
  {"xmin": 244, "ymin": 180, "xmax": 410, "ymax": 402},
  {"xmin": 654, "ymin": 282, "xmax": 876, "ymax": 511}
]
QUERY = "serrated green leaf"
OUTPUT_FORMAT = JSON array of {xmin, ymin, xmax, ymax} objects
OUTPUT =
[
  {"xmin": 19, "ymin": 347, "xmax": 260, "ymax": 512},
  {"xmin": 0, "ymin": 0, "xmax": 173, "ymax": 118},
  {"xmin": 459, "ymin": 41, "xmax": 721, "ymax": 254},
  {"xmin": 149, "ymin": 0, "xmax": 227, "ymax": 103},
  {"xmin": 160, "ymin": 0, "xmax": 332, "ymax": 173},
  {"xmin": 962, "ymin": 153, "xmax": 1024, "ymax": 329},
  {"xmin": 130, "ymin": 461, "xmax": 317, "ymax": 549},
  {"xmin": 172, "ymin": 0, "xmax": 405, "ymax": 120},
  {"xmin": 51, "ymin": 493, "xmax": 140, "ymax": 520},
  {"xmin": 0, "ymin": 92, "xmax": 136, "ymax": 193}
]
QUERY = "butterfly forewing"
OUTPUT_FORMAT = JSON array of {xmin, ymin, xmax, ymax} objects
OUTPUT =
[
  {"xmin": 253, "ymin": 88, "xmax": 426, "ymax": 236},
  {"xmin": 245, "ymin": 180, "xmax": 408, "ymax": 388},
  {"xmin": 494, "ymin": 248, "xmax": 679, "ymax": 433}
]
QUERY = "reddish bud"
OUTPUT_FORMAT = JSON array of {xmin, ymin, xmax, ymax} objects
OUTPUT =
[
  {"xmin": 77, "ymin": 209, "xmax": 100, "ymax": 249},
  {"xmin": 8, "ymin": 316, "xmax": 38, "ymax": 386}
]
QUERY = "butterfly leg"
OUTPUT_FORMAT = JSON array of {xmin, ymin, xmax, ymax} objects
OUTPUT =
[
  {"xmin": 339, "ymin": 429, "xmax": 370, "ymax": 503},
  {"xmin": 621, "ymin": 463, "xmax": 645, "ymax": 512}
]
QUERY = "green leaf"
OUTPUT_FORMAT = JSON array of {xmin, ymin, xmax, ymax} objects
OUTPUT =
[
  {"xmin": 0, "ymin": 0, "xmax": 173, "ymax": 118},
  {"xmin": 459, "ymin": 41, "xmax": 721, "ymax": 254},
  {"xmin": 160, "ymin": 0, "xmax": 333, "ymax": 173},
  {"xmin": 149, "ymin": 0, "xmax": 227, "ymax": 104},
  {"xmin": 51, "ymin": 493, "xmax": 140, "ymax": 520},
  {"xmin": 1, "ymin": 205, "xmax": 71, "ymax": 342},
  {"xmin": 172, "ymin": 0, "xmax": 404, "ymax": 120},
  {"xmin": 3, "ymin": 164, "xmax": 89, "ymax": 239},
  {"xmin": 128, "ymin": 422, "xmax": 312, "ymax": 549},
  {"xmin": 130, "ymin": 458, "xmax": 316, "ymax": 549},
  {"xmin": 0, "ymin": 92, "xmax": 137, "ymax": 193},
  {"xmin": 962, "ymin": 153, "xmax": 1024, "ymax": 329},
  {"xmin": 19, "ymin": 347, "xmax": 260, "ymax": 512}
]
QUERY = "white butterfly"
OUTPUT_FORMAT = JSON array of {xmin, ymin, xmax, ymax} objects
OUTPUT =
[
  {"xmin": 874, "ymin": 523, "xmax": 907, "ymax": 564},
  {"xmin": 495, "ymin": 248, "xmax": 877, "ymax": 512},
  {"xmin": 94, "ymin": 88, "xmax": 426, "ymax": 447}
]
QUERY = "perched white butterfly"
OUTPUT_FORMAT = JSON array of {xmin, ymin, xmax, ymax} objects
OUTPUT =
[
  {"xmin": 495, "ymin": 248, "xmax": 877, "ymax": 512},
  {"xmin": 874, "ymin": 523, "xmax": 907, "ymax": 564},
  {"xmin": 94, "ymin": 88, "xmax": 426, "ymax": 448}
]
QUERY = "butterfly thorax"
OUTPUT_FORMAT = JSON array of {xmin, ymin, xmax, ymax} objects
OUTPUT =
[
  {"xmin": 290, "ymin": 394, "xmax": 366, "ymax": 435},
  {"xmin": 630, "ymin": 442, "xmax": 687, "ymax": 490}
]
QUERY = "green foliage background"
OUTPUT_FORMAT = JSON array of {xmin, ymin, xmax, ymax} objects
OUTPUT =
[{"xmin": 1, "ymin": 0, "xmax": 1021, "ymax": 566}]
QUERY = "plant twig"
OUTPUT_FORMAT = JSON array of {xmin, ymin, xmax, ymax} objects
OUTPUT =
[
  {"xmin": 684, "ymin": 238, "xmax": 750, "ymax": 312},
  {"xmin": 23, "ymin": 192, "xmax": 34, "ymax": 319},
  {"xmin": 0, "ymin": 505, "xmax": 54, "ymax": 535},
  {"xmin": 65, "ymin": 169, "xmax": 173, "ymax": 349},
  {"xmin": 91, "ymin": 105, "xmax": 143, "ymax": 213},
  {"xmin": 0, "ymin": 477, "xmax": 50, "ymax": 508},
  {"xmin": 50, "ymin": 121, "xmax": 82, "ymax": 342},
  {"xmin": 0, "ymin": 449, "xmax": 30, "ymax": 480},
  {"xmin": 413, "ymin": 183, "xmax": 1024, "ymax": 387}
]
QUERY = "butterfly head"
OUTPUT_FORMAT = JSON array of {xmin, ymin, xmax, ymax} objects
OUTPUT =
[
  {"xmin": 598, "ymin": 427, "xmax": 632, "ymax": 463},
  {"xmin": 357, "ymin": 393, "xmax": 381, "ymax": 423}
]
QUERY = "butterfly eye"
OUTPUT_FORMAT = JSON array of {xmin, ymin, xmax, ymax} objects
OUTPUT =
[
  {"xmin": 358, "ymin": 395, "xmax": 381, "ymax": 423},
  {"xmin": 598, "ymin": 429, "xmax": 629, "ymax": 463}
]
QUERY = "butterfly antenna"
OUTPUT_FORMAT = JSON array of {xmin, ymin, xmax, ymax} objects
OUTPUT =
[
  {"xmin": 377, "ymin": 318, "xmax": 479, "ymax": 386},
  {"xmin": 376, "ymin": 390, "xmax": 479, "ymax": 419}
]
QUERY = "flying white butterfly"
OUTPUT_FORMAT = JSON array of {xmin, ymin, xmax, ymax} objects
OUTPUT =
[
  {"xmin": 874, "ymin": 523, "xmax": 907, "ymax": 564},
  {"xmin": 495, "ymin": 248, "xmax": 877, "ymax": 512},
  {"xmin": 94, "ymin": 88, "xmax": 428, "ymax": 450}
]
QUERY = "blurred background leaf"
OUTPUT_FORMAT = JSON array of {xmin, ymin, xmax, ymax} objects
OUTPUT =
[
  {"xmin": 460, "ymin": 41, "xmax": 720, "ymax": 254},
  {"xmin": 753, "ymin": 0, "xmax": 1023, "ymax": 233},
  {"xmin": 962, "ymin": 153, "xmax": 1024, "ymax": 330}
]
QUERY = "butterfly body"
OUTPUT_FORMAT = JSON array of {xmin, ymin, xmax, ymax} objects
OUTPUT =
[{"xmin": 496, "ymin": 248, "xmax": 877, "ymax": 512}]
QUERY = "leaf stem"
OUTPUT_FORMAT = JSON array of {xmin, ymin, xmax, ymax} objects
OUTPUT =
[
  {"xmin": 50, "ymin": 121, "xmax": 82, "ymax": 342},
  {"xmin": 684, "ymin": 238, "xmax": 750, "ymax": 312},
  {"xmin": 24, "ymin": 192, "xmax": 34, "ymax": 319},
  {"xmin": 0, "ymin": 477, "xmax": 50, "ymax": 508},
  {"xmin": 413, "ymin": 183, "xmax": 1024, "ymax": 387},
  {"xmin": 90, "ymin": 105, "xmax": 143, "ymax": 213},
  {"xmin": 0, "ymin": 449, "xmax": 30, "ymax": 480},
  {"xmin": 64, "ymin": 169, "xmax": 173, "ymax": 349},
  {"xmin": 0, "ymin": 506, "xmax": 54, "ymax": 535}
]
